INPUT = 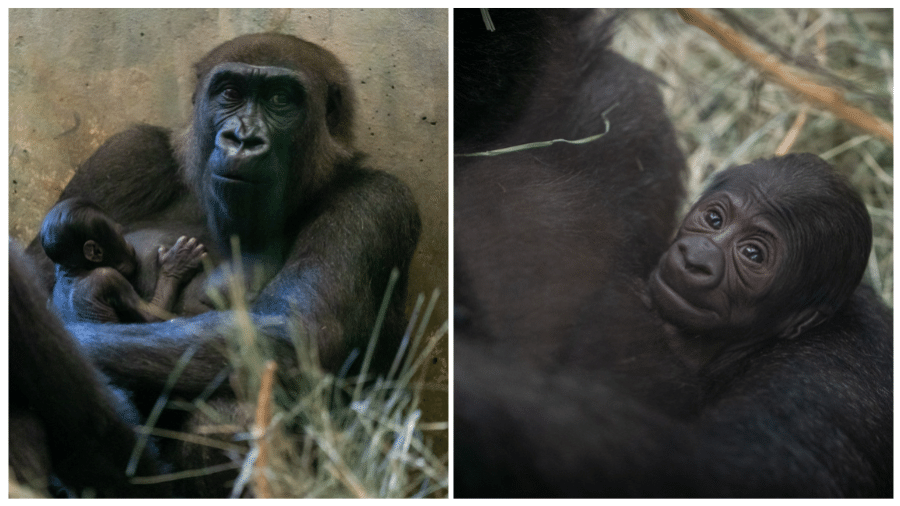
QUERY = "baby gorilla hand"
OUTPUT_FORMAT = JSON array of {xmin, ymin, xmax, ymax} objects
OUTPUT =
[{"xmin": 158, "ymin": 236, "xmax": 207, "ymax": 283}]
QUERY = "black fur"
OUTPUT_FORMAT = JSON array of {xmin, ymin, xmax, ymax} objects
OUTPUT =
[
  {"xmin": 454, "ymin": 9, "xmax": 685, "ymax": 354},
  {"xmin": 9, "ymin": 241, "xmax": 167, "ymax": 497},
  {"xmin": 456, "ymin": 285, "xmax": 892, "ymax": 497}
]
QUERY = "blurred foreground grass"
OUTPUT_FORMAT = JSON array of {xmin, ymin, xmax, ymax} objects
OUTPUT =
[
  {"xmin": 184, "ymin": 270, "xmax": 450, "ymax": 498},
  {"xmin": 611, "ymin": 8, "xmax": 893, "ymax": 305}
]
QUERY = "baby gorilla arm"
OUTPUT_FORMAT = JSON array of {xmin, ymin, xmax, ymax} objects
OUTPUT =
[
  {"xmin": 78, "ymin": 267, "xmax": 171, "ymax": 323},
  {"xmin": 150, "ymin": 236, "xmax": 206, "ymax": 315},
  {"xmin": 77, "ymin": 237, "xmax": 206, "ymax": 323}
]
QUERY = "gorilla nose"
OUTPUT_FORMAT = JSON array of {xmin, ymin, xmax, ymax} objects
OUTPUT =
[
  {"xmin": 217, "ymin": 129, "xmax": 269, "ymax": 157},
  {"xmin": 675, "ymin": 235, "xmax": 724, "ymax": 288}
]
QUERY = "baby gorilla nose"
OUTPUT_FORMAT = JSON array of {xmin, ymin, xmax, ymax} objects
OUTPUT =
[{"xmin": 676, "ymin": 235, "xmax": 723, "ymax": 287}]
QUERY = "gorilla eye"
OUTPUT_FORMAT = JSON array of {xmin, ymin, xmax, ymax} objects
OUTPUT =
[
  {"xmin": 270, "ymin": 93, "xmax": 290, "ymax": 106},
  {"xmin": 703, "ymin": 210, "xmax": 723, "ymax": 229},
  {"xmin": 741, "ymin": 245, "xmax": 764, "ymax": 263},
  {"xmin": 222, "ymin": 87, "xmax": 242, "ymax": 102}
]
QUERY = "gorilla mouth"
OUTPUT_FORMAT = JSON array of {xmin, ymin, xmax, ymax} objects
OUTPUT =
[
  {"xmin": 208, "ymin": 150, "xmax": 274, "ymax": 186},
  {"xmin": 649, "ymin": 268, "xmax": 719, "ymax": 327},
  {"xmin": 212, "ymin": 173, "xmax": 256, "ymax": 184}
]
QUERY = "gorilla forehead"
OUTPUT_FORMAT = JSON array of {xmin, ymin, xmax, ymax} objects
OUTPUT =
[
  {"xmin": 702, "ymin": 165, "xmax": 800, "ymax": 229},
  {"xmin": 192, "ymin": 33, "xmax": 349, "ymax": 87},
  {"xmin": 201, "ymin": 62, "xmax": 313, "ymax": 97}
]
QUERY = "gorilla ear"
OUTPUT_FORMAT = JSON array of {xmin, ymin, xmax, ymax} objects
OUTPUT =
[
  {"xmin": 325, "ymin": 82, "xmax": 354, "ymax": 147},
  {"xmin": 83, "ymin": 240, "xmax": 104, "ymax": 264},
  {"xmin": 326, "ymin": 85, "xmax": 344, "ymax": 136},
  {"xmin": 778, "ymin": 308, "xmax": 828, "ymax": 339}
]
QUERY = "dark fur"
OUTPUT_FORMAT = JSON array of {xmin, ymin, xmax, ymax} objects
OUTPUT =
[
  {"xmin": 40, "ymin": 198, "xmax": 122, "ymax": 269},
  {"xmin": 20, "ymin": 33, "xmax": 421, "ymax": 496},
  {"xmin": 9, "ymin": 241, "xmax": 167, "ymax": 497},
  {"xmin": 457, "ymin": 284, "xmax": 892, "ymax": 497},
  {"xmin": 454, "ymin": 9, "xmax": 685, "ymax": 357},
  {"xmin": 453, "ymin": 9, "xmax": 891, "ymax": 497}
]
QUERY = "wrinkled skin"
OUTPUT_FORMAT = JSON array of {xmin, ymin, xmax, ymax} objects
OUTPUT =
[
  {"xmin": 650, "ymin": 190, "xmax": 787, "ymax": 339},
  {"xmin": 651, "ymin": 154, "xmax": 872, "ymax": 346}
]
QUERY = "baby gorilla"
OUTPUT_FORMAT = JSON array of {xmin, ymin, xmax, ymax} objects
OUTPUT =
[
  {"xmin": 648, "ymin": 153, "xmax": 871, "ymax": 357},
  {"xmin": 41, "ymin": 198, "xmax": 207, "ymax": 324}
]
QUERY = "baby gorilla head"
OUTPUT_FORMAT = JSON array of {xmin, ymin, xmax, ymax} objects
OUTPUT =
[
  {"xmin": 649, "ymin": 153, "xmax": 872, "ymax": 341},
  {"xmin": 40, "ymin": 198, "xmax": 137, "ymax": 277}
]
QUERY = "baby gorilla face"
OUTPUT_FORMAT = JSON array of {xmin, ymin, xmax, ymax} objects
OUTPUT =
[
  {"xmin": 106, "ymin": 223, "xmax": 138, "ymax": 278},
  {"xmin": 649, "ymin": 190, "xmax": 785, "ymax": 338}
]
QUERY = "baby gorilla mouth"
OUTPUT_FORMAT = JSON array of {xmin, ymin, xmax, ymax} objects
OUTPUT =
[{"xmin": 649, "ymin": 266, "xmax": 720, "ymax": 330}]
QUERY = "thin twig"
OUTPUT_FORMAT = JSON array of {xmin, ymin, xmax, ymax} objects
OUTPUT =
[
  {"xmin": 775, "ymin": 105, "xmax": 809, "ymax": 156},
  {"xmin": 253, "ymin": 360, "xmax": 278, "ymax": 498}
]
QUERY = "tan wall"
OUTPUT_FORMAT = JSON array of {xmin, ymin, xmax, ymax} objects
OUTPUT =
[{"xmin": 9, "ymin": 8, "xmax": 448, "ymax": 454}]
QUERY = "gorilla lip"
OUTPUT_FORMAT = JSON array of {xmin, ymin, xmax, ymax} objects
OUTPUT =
[
  {"xmin": 212, "ymin": 173, "xmax": 255, "ymax": 184},
  {"xmin": 210, "ymin": 160, "xmax": 272, "ymax": 185},
  {"xmin": 209, "ymin": 149, "xmax": 274, "ymax": 185},
  {"xmin": 649, "ymin": 267, "xmax": 719, "ymax": 326}
]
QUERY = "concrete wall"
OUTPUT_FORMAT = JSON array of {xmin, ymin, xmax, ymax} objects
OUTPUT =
[{"xmin": 9, "ymin": 8, "xmax": 448, "ymax": 453}]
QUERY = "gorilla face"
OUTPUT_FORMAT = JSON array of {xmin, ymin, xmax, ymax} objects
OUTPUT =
[
  {"xmin": 649, "ymin": 189, "xmax": 786, "ymax": 339},
  {"xmin": 194, "ymin": 62, "xmax": 315, "ymax": 253},
  {"xmin": 105, "ymin": 222, "xmax": 138, "ymax": 279}
]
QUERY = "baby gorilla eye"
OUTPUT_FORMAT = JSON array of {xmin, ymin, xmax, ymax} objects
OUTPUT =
[
  {"xmin": 703, "ymin": 209, "xmax": 723, "ymax": 229},
  {"xmin": 741, "ymin": 244, "xmax": 764, "ymax": 263}
]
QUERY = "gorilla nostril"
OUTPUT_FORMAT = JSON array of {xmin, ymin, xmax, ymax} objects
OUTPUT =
[
  {"xmin": 242, "ymin": 136, "xmax": 266, "ymax": 151},
  {"xmin": 218, "ymin": 131, "xmax": 240, "ymax": 148},
  {"xmin": 218, "ymin": 130, "xmax": 267, "ymax": 155}
]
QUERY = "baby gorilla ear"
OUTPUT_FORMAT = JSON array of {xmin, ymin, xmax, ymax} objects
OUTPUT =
[
  {"xmin": 778, "ymin": 308, "xmax": 828, "ymax": 339},
  {"xmin": 82, "ymin": 240, "xmax": 104, "ymax": 264}
]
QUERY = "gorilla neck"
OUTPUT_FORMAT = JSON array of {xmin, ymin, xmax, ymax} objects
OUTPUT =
[
  {"xmin": 207, "ymin": 212, "xmax": 287, "ymax": 262},
  {"xmin": 664, "ymin": 324, "xmax": 780, "ymax": 373},
  {"xmin": 636, "ymin": 280, "xmax": 776, "ymax": 371}
]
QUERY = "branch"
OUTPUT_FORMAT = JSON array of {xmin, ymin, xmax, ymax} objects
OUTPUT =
[{"xmin": 676, "ymin": 8, "xmax": 892, "ymax": 144}]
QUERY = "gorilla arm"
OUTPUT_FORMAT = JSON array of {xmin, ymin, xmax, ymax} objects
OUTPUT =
[
  {"xmin": 252, "ymin": 165, "xmax": 422, "ymax": 369},
  {"xmin": 455, "ymin": 287, "xmax": 892, "ymax": 498},
  {"xmin": 66, "ymin": 164, "xmax": 420, "ymax": 398},
  {"xmin": 10, "ymin": 241, "xmax": 166, "ymax": 496},
  {"xmin": 26, "ymin": 125, "xmax": 189, "ymax": 293}
]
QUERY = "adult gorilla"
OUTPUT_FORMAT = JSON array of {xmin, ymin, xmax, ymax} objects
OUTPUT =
[
  {"xmin": 20, "ymin": 33, "xmax": 420, "ymax": 494},
  {"xmin": 10, "ymin": 241, "xmax": 168, "ymax": 497},
  {"xmin": 454, "ymin": 9, "xmax": 891, "ymax": 498},
  {"xmin": 455, "ymin": 9, "xmax": 686, "ymax": 354}
]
